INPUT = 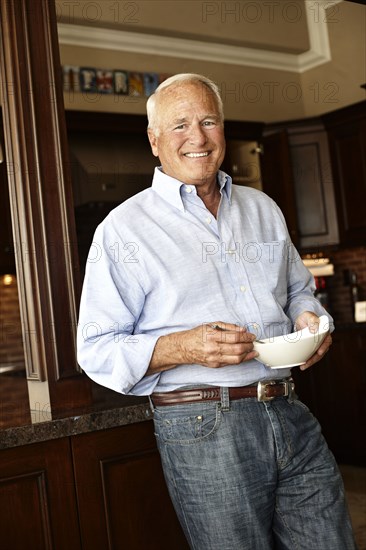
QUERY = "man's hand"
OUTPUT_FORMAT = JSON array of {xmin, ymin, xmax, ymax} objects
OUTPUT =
[
  {"xmin": 295, "ymin": 311, "xmax": 332, "ymax": 371},
  {"xmin": 147, "ymin": 322, "xmax": 258, "ymax": 375},
  {"xmin": 185, "ymin": 322, "xmax": 259, "ymax": 368}
]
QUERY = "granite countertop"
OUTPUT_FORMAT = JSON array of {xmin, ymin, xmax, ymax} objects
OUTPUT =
[{"xmin": 0, "ymin": 397, "xmax": 153, "ymax": 451}]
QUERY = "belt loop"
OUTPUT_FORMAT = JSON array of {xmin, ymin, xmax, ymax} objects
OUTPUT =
[
  {"xmin": 148, "ymin": 396, "xmax": 155, "ymax": 412},
  {"xmin": 220, "ymin": 387, "xmax": 230, "ymax": 412}
]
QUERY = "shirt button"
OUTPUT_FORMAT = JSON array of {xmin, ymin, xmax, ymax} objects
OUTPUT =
[
  {"xmin": 185, "ymin": 185, "xmax": 192, "ymax": 193},
  {"xmin": 228, "ymin": 249, "xmax": 236, "ymax": 255},
  {"xmin": 240, "ymin": 285, "xmax": 246, "ymax": 292},
  {"xmin": 206, "ymin": 217, "xmax": 212, "ymax": 224}
]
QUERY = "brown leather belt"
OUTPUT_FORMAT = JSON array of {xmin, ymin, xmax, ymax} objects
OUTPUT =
[{"xmin": 151, "ymin": 379, "xmax": 295, "ymax": 406}]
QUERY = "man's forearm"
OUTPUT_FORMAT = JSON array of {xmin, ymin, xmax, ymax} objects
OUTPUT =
[
  {"xmin": 146, "ymin": 331, "xmax": 187, "ymax": 375},
  {"xmin": 145, "ymin": 323, "xmax": 258, "ymax": 377}
]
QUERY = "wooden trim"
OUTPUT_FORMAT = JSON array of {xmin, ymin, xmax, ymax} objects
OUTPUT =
[
  {"xmin": 0, "ymin": 0, "xmax": 91, "ymax": 414},
  {"xmin": 65, "ymin": 110, "xmax": 149, "ymax": 135},
  {"xmin": 57, "ymin": 18, "xmax": 333, "ymax": 73},
  {"xmin": 322, "ymin": 100, "xmax": 366, "ymax": 128}
]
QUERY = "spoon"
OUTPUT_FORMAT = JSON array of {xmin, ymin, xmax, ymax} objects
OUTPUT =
[{"xmin": 208, "ymin": 324, "xmax": 266, "ymax": 343}]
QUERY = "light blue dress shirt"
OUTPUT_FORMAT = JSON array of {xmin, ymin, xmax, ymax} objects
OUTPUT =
[{"xmin": 77, "ymin": 167, "xmax": 332, "ymax": 395}]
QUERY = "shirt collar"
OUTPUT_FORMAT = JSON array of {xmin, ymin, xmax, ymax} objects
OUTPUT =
[
  {"xmin": 151, "ymin": 166, "xmax": 232, "ymax": 210},
  {"xmin": 218, "ymin": 170, "xmax": 232, "ymax": 204}
]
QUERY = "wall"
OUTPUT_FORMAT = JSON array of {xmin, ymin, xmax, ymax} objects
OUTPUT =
[
  {"xmin": 60, "ymin": 43, "xmax": 306, "ymax": 122},
  {"xmin": 58, "ymin": 0, "xmax": 365, "ymax": 122},
  {"xmin": 302, "ymin": 1, "xmax": 366, "ymax": 118}
]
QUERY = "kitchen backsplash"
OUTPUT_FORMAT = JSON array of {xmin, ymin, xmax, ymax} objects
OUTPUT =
[{"xmin": 326, "ymin": 246, "xmax": 366, "ymax": 325}]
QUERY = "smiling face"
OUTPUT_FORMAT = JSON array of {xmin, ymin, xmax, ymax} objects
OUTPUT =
[{"xmin": 147, "ymin": 82, "xmax": 226, "ymax": 190}]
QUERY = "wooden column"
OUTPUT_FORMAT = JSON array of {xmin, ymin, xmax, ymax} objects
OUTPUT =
[{"xmin": 0, "ymin": 0, "xmax": 92, "ymax": 417}]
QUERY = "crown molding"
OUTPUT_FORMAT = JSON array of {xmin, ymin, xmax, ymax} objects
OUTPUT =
[{"xmin": 57, "ymin": 1, "xmax": 343, "ymax": 74}]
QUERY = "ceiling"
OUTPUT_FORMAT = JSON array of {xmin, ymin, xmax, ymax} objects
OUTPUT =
[{"xmin": 57, "ymin": 0, "xmax": 343, "ymax": 73}]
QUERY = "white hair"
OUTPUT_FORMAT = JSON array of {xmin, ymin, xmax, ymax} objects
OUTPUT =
[{"xmin": 146, "ymin": 73, "xmax": 224, "ymax": 133}]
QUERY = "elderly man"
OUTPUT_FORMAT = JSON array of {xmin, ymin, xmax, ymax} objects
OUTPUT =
[{"xmin": 77, "ymin": 74, "xmax": 355, "ymax": 549}]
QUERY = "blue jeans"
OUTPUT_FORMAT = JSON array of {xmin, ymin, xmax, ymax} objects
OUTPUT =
[{"xmin": 152, "ymin": 390, "xmax": 356, "ymax": 550}]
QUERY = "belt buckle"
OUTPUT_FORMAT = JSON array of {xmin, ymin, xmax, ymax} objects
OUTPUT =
[
  {"xmin": 257, "ymin": 379, "xmax": 295, "ymax": 402},
  {"xmin": 281, "ymin": 379, "xmax": 295, "ymax": 401},
  {"xmin": 257, "ymin": 380, "xmax": 276, "ymax": 402}
]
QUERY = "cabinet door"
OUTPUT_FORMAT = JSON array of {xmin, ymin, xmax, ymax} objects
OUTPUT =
[
  {"xmin": 288, "ymin": 127, "xmax": 339, "ymax": 249},
  {"xmin": 261, "ymin": 130, "xmax": 299, "ymax": 246},
  {"xmin": 324, "ymin": 102, "xmax": 366, "ymax": 245},
  {"xmin": 72, "ymin": 421, "xmax": 189, "ymax": 550},
  {"xmin": 0, "ymin": 438, "xmax": 81, "ymax": 550}
]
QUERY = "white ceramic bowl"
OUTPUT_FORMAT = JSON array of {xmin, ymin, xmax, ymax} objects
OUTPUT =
[{"xmin": 253, "ymin": 315, "xmax": 330, "ymax": 369}]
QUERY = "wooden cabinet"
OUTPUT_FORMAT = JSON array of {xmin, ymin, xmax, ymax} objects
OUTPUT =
[
  {"xmin": 323, "ymin": 101, "xmax": 366, "ymax": 246},
  {"xmin": 262, "ymin": 122, "xmax": 340, "ymax": 251},
  {"xmin": 293, "ymin": 325, "xmax": 366, "ymax": 465},
  {"xmin": 223, "ymin": 139, "xmax": 262, "ymax": 190},
  {"xmin": 287, "ymin": 123, "xmax": 339, "ymax": 250},
  {"xmin": 260, "ymin": 130, "xmax": 299, "ymax": 246},
  {"xmin": 0, "ymin": 438, "xmax": 81, "ymax": 550},
  {"xmin": 0, "ymin": 421, "xmax": 188, "ymax": 550},
  {"xmin": 72, "ymin": 421, "xmax": 188, "ymax": 550},
  {"xmin": 263, "ymin": 101, "xmax": 366, "ymax": 251},
  {"xmin": 222, "ymin": 120, "xmax": 264, "ymax": 189}
]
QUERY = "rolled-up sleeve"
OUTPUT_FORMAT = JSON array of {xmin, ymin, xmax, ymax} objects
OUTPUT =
[
  {"xmin": 77, "ymin": 221, "xmax": 160, "ymax": 395},
  {"xmin": 284, "ymin": 243, "xmax": 334, "ymax": 331}
]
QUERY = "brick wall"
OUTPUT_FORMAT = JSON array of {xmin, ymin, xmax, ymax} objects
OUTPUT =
[
  {"xmin": 0, "ymin": 276, "xmax": 25, "ymax": 367},
  {"xmin": 326, "ymin": 246, "xmax": 366, "ymax": 324}
]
